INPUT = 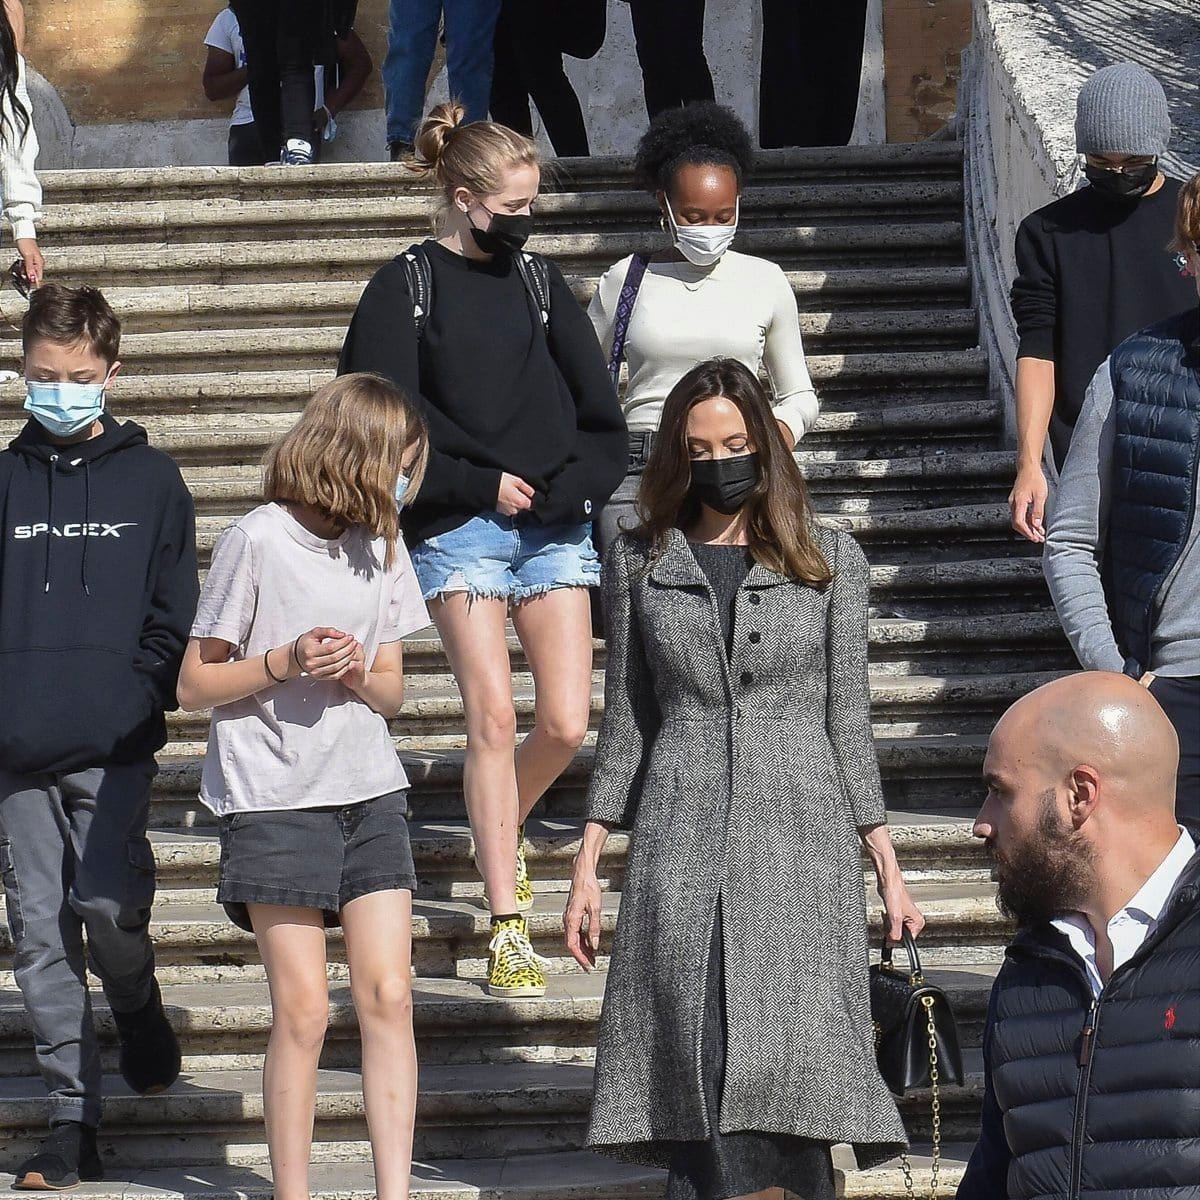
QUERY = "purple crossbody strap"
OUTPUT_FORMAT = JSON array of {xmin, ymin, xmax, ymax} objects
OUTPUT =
[{"xmin": 607, "ymin": 253, "xmax": 649, "ymax": 389}]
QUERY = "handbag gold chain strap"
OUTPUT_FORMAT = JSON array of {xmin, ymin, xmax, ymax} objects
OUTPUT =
[{"xmin": 901, "ymin": 994, "xmax": 942, "ymax": 1200}]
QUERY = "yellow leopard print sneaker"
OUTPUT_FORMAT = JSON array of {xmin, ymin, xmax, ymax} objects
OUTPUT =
[
  {"xmin": 487, "ymin": 915, "xmax": 549, "ymax": 998},
  {"xmin": 514, "ymin": 823, "xmax": 534, "ymax": 913}
]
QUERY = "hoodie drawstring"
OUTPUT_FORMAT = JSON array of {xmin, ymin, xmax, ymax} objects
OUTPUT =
[
  {"xmin": 80, "ymin": 462, "xmax": 92, "ymax": 596},
  {"xmin": 44, "ymin": 454, "xmax": 57, "ymax": 593}
]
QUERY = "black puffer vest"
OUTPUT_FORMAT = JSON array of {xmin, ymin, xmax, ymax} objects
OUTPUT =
[
  {"xmin": 1102, "ymin": 307, "xmax": 1200, "ymax": 677},
  {"xmin": 987, "ymin": 850, "xmax": 1200, "ymax": 1200}
]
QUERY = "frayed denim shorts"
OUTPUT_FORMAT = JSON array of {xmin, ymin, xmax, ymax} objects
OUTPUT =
[{"xmin": 410, "ymin": 512, "xmax": 600, "ymax": 604}]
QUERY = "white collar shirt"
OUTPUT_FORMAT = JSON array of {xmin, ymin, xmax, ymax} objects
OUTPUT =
[{"xmin": 1050, "ymin": 828, "xmax": 1196, "ymax": 998}]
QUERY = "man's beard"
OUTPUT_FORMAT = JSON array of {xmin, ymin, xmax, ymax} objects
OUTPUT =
[{"xmin": 989, "ymin": 788, "xmax": 1096, "ymax": 927}]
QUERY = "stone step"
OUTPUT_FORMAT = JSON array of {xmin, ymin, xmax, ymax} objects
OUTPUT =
[
  {"xmin": 0, "ymin": 268, "xmax": 973, "ymax": 342},
  {"xmin": 161, "ymin": 669, "xmax": 1059, "ymax": 744},
  {"xmin": 179, "ymin": 451, "xmax": 1016, "ymax": 519},
  {"xmin": 81, "ymin": 813, "xmax": 993, "ymax": 898},
  {"xmin": 0, "ymin": 958, "xmax": 998, "ymax": 1078},
  {"xmin": 158, "ymin": 505, "xmax": 1018, "ymax": 572},
  {"xmin": 33, "ymin": 182, "xmax": 964, "ymax": 248},
  {"xmin": 175, "ymin": 557, "xmax": 1049, "ymax": 616},
  {"xmin": 391, "ymin": 610, "xmax": 1067, "ymax": 677},
  {"xmin": 0, "ymin": 1053, "xmax": 988, "ymax": 1164},
  {"xmin": 0, "ymin": 1147, "xmax": 974, "ymax": 1200},
  {"xmin": 37, "ymin": 144, "xmax": 965, "ymax": 205},
  {"xmin": 0, "ymin": 882, "xmax": 1010, "ymax": 987},
  {"xmin": 0, "ymin": 350, "xmax": 984, "ymax": 400},
  {"xmin": 0, "ymin": 309, "xmax": 978, "ymax": 376},
  {"xmin": 26, "ymin": 223, "xmax": 966, "ymax": 289},
  {"xmin": 149, "ymin": 731, "xmax": 996, "ymax": 828}
]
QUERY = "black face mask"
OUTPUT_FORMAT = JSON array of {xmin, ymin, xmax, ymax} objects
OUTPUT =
[
  {"xmin": 1084, "ymin": 159, "xmax": 1159, "ymax": 202},
  {"xmin": 689, "ymin": 453, "xmax": 760, "ymax": 515},
  {"xmin": 469, "ymin": 204, "xmax": 533, "ymax": 256}
]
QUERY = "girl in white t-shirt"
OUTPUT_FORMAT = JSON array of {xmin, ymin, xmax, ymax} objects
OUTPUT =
[{"xmin": 177, "ymin": 373, "xmax": 431, "ymax": 1200}]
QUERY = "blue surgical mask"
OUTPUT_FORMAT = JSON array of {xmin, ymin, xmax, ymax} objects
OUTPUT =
[
  {"xmin": 394, "ymin": 472, "xmax": 412, "ymax": 508},
  {"xmin": 24, "ymin": 380, "xmax": 107, "ymax": 438}
]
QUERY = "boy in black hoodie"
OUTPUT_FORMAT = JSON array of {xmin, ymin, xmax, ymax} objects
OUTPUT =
[{"xmin": 0, "ymin": 286, "xmax": 198, "ymax": 1189}]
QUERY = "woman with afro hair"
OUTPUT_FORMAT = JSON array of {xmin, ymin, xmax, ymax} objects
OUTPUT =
[{"xmin": 588, "ymin": 102, "xmax": 818, "ymax": 556}]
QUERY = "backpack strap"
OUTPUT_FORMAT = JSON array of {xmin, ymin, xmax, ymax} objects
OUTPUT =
[
  {"xmin": 607, "ymin": 253, "xmax": 649, "ymax": 388},
  {"xmin": 398, "ymin": 245, "xmax": 434, "ymax": 337},
  {"xmin": 401, "ymin": 245, "xmax": 550, "ymax": 339},
  {"xmin": 515, "ymin": 250, "xmax": 552, "ymax": 331}
]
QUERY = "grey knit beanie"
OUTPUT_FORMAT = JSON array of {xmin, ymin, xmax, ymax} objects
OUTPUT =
[{"xmin": 1075, "ymin": 63, "xmax": 1171, "ymax": 156}]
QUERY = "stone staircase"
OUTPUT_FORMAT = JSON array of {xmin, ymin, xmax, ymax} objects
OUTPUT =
[{"xmin": 0, "ymin": 143, "xmax": 1062, "ymax": 1198}]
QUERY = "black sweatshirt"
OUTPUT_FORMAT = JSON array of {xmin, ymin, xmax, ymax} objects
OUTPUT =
[
  {"xmin": 1010, "ymin": 177, "xmax": 1195, "ymax": 469},
  {"xmin": 0, "ymin": 414, "xmax": 199, "ymax": 774},
  {"xmin": 338, "ymin": 239, "xmax": 627, "ymax": 543}
]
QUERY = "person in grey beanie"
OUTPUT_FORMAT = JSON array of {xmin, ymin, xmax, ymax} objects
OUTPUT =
[{"xmin": 1007, "ymin": 62, "xmax": 1194, "ymax": 543}]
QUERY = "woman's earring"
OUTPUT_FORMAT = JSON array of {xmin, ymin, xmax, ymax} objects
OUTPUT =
[{"xmin": 659, "ymin": 213, "xmax": 667, "ymax": 234}]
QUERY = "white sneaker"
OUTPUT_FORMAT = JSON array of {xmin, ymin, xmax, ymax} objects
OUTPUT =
[{"xmin": 280, "ymin": 138, "xmax": 314, "ymax": 166}]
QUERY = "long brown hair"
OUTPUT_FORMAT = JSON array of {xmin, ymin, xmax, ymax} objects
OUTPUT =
[
  {"xmin": 263, "ymin": 373, "xmax": 429, "ymax": 568},
  {"xmin": 635, "ymin": 358, "xmax": 831, "ymax": 587}
]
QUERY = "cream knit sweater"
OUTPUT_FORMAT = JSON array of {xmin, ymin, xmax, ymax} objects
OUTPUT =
[
  {"xmin": 1, "ymin": 54, "xmax": 41, "ymax": 242},
  {"xmin": 588, "ymin": 249, "xmax": 820, "ymax": 442}
]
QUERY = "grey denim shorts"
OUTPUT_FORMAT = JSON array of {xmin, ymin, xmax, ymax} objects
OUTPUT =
[{"xmin": 217, "ymin": 790, "xmax": 417, "ymax": 932}]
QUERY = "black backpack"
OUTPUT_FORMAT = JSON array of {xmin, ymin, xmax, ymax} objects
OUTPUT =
[{"xmin": 398, "ymin": 244, "xmax": 552, "ymax": 338}]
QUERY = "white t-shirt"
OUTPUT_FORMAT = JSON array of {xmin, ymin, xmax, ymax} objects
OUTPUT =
[
  {"xmin": 588, "ymin": 249, "xmax": 820, "ymax": 442},
  {"xmin": 192, "ymin": 503, "xmax": 431, "ymax": 815},
  {"xmin": 204, "ymin": 8, "xmax": 326, "ymax": 130}
]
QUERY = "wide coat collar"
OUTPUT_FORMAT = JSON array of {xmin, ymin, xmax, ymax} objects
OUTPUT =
[{"xmin": 645, "ymin": 527, "xmax": 793, "ymax": 590}]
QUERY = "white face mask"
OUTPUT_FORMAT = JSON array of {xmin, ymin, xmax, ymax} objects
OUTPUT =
[{"xmin": 666, "ymin": 197, "xmax": 739, "ymax": 267}]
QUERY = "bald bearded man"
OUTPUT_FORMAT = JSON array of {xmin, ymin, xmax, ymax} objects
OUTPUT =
[{"xmin": 957, "ymin": 672, "xmax": 1199, "ymax": 1200}]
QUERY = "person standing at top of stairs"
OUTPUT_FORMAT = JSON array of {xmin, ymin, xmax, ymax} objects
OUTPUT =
[
  {"xmin": 1007, "ymin": 63, "xmax": 1194, "ymax": 543},
  {"xmin": 588, "ymin": 102, "xmax": 819, "ymax": 558},
  {"xmin": 228, "ymin": 0, "xmax": 354, "ymax": 166},
  {"xmin": 177, "ymin": 374, "xmax": 431, "ymax": 1200},
  {"xmin": 339, "ymin": 103, "xmax": 626, "ymax": 1000},
  {"xmin": 202, "ymin": 2, "xmax": 372, "ymax": 167},
  {"xmin": 626, "ymin": 0, "xmax": 714, "ymax": 119},
  {"xmin": 0, "ymin": 286, "xmax": 196, "ymax": 1191},
  {"xmin": 384, "ymin": 0, "xmax": 502, "ymax": 162}
]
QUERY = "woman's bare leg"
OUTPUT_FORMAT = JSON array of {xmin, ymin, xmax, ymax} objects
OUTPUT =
[
  {"xmin": 511, "ymin": 587, "xmax": 594, "ymax": 823},
  {"xmin": 250, "ymin": 905, "xmax": 329, "ymax": 1200},
  {"xmin": 342, "ymin": 889, "xmax": 417, "ymax": 1200},
  {"xmin": 429, "ymin": 595, "xmax": 520, "ymax": 915}
]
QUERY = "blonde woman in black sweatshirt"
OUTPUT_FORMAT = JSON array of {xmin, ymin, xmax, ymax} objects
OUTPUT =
[{"xmin": 339, "ymin": 103, "xmax": 625, "ymax": 999}]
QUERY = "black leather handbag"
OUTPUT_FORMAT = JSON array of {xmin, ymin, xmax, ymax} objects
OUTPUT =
[{"xmin": 869, "ymin": 930, "xmax": 964, "ymax": 1199}]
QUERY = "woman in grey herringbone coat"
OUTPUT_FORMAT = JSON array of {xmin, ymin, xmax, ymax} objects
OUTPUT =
[{"xmin": 564, "ymin": 359, "xmax": 924, "ymax": 1200}]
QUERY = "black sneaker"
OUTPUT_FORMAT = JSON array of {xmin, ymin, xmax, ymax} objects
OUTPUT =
[
  {"xmin": 111, "ymin": 980, "xmax": 181, "ymax": 1095},
  {"xmin": 13, "ymin": 1122, "xmax": 103, "ymax": 1190},
  {"xmin": 389, "ymin": 139, "xmax": 416, "ymax": 163}
]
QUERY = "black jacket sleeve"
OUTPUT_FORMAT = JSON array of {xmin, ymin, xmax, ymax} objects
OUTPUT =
[
  {"xmin": 1010, "ymin": 213, "xmax": 1058, "ymax": 362},
  {"xmin": 338, "ymin": 261, "xmax": 503, "ymax": 512},
  {"xmin": 134, "ymin": 465, "xmax": 199, "ymax": 712},
  {"xmin": 956, "ymin": 979, "xmax": 1012, "ymax": 1200},
  {"xmin": 532, "ymin": 262, "xmax": 627, "ymax": 527}
]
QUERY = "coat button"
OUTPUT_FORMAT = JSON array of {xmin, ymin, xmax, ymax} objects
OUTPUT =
[
  {"xmin": 748, "ymin": 594, "xmax": 761, "ymax": 605},
  {"xmin": 748, "ymin": 631, "xmax": 761, "ymax": 644},
  {"xmin": 740, "ymin": 670, "xmax": 753, "ymax": 686}
]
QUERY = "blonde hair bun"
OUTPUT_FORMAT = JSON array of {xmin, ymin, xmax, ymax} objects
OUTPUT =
[{"xmin": 414, "ymin": 101, "xmax": 467, "ymax": 174}]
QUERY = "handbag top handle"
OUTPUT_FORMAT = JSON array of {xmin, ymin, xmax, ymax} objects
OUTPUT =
[{"xmin": 880, "ymin": 927, "xmax": 925, "ymax": 981}]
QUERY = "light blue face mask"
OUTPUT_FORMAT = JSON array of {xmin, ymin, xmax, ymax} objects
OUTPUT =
[
  {"xmin": 394, "ymin": 472, "xmax": 412, "ymax": 508},
  {"xmin": 23, "ymin": 380, "xmax": 107, "ymax": 438}
]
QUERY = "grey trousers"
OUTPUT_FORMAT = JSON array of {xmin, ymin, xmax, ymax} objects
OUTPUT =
[
  {"xmin": 0, "ymin": 761, "xmax": 158, "ymax": 1127},
  {"xmin": 595, "ymin": 433, "xmax": 654, "ymax": 562}
]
